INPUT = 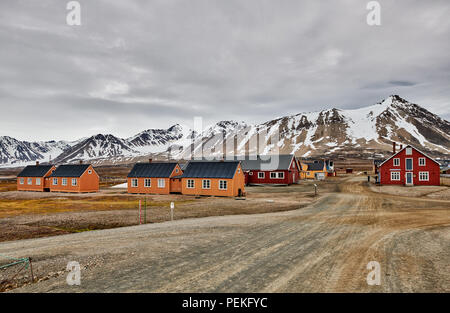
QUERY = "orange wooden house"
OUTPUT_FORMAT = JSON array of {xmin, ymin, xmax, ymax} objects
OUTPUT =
[
  {"xmin": 17, "ymin": 162, "xmax": 56, "ymax": 192},
  {"xmin": 127, "ymin": 161, "xmax": 183, "ymax": 194},
  {"xmin": 48, "ymin": 164, "xmax": 99, "ymax": 193},
  {"xmin": 179, "ymin": 161, "xmax": 245, "ymax": 197}
]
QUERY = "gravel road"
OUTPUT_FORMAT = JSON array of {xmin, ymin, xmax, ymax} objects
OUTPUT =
[{"xmin": 1, "ymin": 177, "xmax": 449, "ymax": 292}]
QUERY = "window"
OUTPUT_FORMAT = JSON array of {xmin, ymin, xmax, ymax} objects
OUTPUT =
[
  {"xmin": 62, "ymin": 178, "xmax": 67, "ymax": 186},
  {"xmin": 157, "ymin": 179, "xmax": 165, "ymax": 188},
  {"xmin": 19, "ymin": 178, "xmax": 24, "ymax": 185},
  {"xmin": 238, "ymin": 168, "xmax": 241, "ymax": 173},
  {"xmin": 405, "ymin": 158, "xmax": 413, "ymax": 171},
  {"xmin": 175, "ymin": 168, "xmax": 179, "ymax": 173},
  {"xmin": 88, "ymin": 170, "xmax": 92, "ymax": 174},
  {"xmin": 144, "ymin": 179, "xmax": 151, "ymax": 187},
  {"xmin": 131, "ymin": 178, "xmax": 138, "ymax": 187},
  {"xmin": 270, "ymin": 172, "xmax": 284, "ymax": 179},
  {"xmin": 393, "ymin": 158, "xmax": 400, "ymax": 166},
  {"xmin": 72, "ymin": 178, "xmax": 77, "ymax": 186},
  {"xmin": 249, "ymin": 172, "xmax": 253, "ymax": 176},
  {"xmin": 187, "ymin": 179, "xmax": 194, "ymax": 188},
  {"xmin": 36, "ymin": 178, "xmax": 41, "ymax": 185},
  {"xmin": 53, "ymin": 178, "xmax": 58, "ymax": 185},
  {"xmin": 391, "ymin": 172, "xmax": 400, "ymax": 181},
  {"xmin": 258, "ymin": 172, "xmax": 265, "ymax": 179},
  {"xmin": 202, "ymin": 179, "xmax": 211, "ymax": 189},
  {"xmin": 219, "ymin": 180, "xmax": 227, "ymax": 190},
  {"xmin": 419, "ymin": 172, "xmax": 429, "ymax": 181},
  {"xmin": 27, "ymin": 178, "xmax": 32, "ymax": 185},
  {"xmin": 419, "ymin": 158, "xmax": 426, "ymax": 166},
  {"xmin": 405, "ymin": 147, "xmax": 412, "ymax": 155}
]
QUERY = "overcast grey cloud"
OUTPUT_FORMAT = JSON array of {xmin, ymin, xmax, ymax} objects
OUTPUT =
[{"xmin": 0, "ymin": 0, "xmax": 449, "ymax": 141}]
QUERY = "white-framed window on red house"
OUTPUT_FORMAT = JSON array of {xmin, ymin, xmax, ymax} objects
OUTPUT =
[
  {"xmin": 144, "ymin": 178, "xmax": 151, "ymax": 187},
  {"xmin": 131, "ymin": 178, "xmax": 138, "ymax": 187},
  {"xmin": 393, "ymin": 158, "xmax": 400, "ymax": 166},
  {"xmin": 19, "ymin": 178, "xmax": 24, "ymax": 185},
  {"xmin": 219, "ymin": 180, "xmax": 228, "ymax": 190},
  {"xmin": 72, "ymin": 178, "xmax": 77, "ymax": 186},
  {"xmin": 419, "ymin": 158, "xmax": 426, "ymax": 166},
  {"xmin": 258, "ymin": 172, "xmax": 265, "ymax": 179},
  {"xmin": 36, "ymin": 178, "xmax": 41, "ymax": 185},
  {"xmin": 27, "ymin": 178, "xmax": 32, "ymax": 185},
  {"xmin": 419, "ymin": 172, "xmax": 429, "ymax": 181},
  {"xmin": 53, "ymin": 178, "xmax": 58, "ymax": 185},
  {"xmin": 391, "ymin": 171, "xmax": 400, "ymax": 181}
]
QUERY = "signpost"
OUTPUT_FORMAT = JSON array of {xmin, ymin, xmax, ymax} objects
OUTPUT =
[
  {"xmin": 139, "ymin": 200, "xmax": 142, "ymax": 225},
  {"xmin": 170, "ymin": 202, "xmax": 174, "ymax": 221},
  {"xmin": 314, "ymin": 184, "xmax": 317, "ymax": 196}
]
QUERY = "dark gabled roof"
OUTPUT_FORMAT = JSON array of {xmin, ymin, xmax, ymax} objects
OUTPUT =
[
  {"xmin": 180, "ymin": 161, "xmax": 239, "ymax": 179},
  {"xmin": 232, "ymin": 155, "xmax": 295, "ymax": 171},
  {"xmin": 305, "ymin": 160, "xmax": 325, "ymax": 171},
  {"xmin": 49, "ymin": 164, "xmax": 91, "ymax": 178},
  {"xmin": 17, "ymin": 165, "xmax": 54, "ymax": 177},
  {"xmin": 127, "ymin": 162, "xmax": 178, "ymax": 178}
]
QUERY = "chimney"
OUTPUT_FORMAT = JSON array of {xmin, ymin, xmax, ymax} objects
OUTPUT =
[
  {"xmin": 36, "ymin": 161, "xmax": 40, "ymax": 166},
  {"xmin": 400, "ymin": 144, "xmax": 403, "ymax": 150},
  {"xmin": 392, "ymin": 142, "xmax": 396, "ymax": 154},
  {"xmin": 149, "ymin": 158, "xmax": 153, "ymax": 163},
  {"xmin": 79, "ymin": 160, "xmax": 83, "ymax": 164}
]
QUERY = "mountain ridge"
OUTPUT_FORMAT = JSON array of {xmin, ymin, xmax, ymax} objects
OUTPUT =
[{"xmin": 1, "ymin": 95, "xmax": 449, "ymax": 167}]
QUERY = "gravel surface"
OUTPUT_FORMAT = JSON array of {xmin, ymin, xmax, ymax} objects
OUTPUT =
[{"xmin": 1, "ymin": 177, "xmax": 449, "ymax": 292}]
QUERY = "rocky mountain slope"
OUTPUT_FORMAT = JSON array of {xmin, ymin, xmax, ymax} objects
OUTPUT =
[{"xmin": 1, "ymin": 95, "xmax": 449, "ymax": 167}]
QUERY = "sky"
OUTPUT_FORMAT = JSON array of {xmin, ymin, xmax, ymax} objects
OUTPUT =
[{"xmin": 0, "ymin": 0, "xmax": 449, "ymax": 141}]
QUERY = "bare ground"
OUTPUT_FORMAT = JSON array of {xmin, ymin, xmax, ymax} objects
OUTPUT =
[{"xmin": 0, "ymin": 176, "xmax": 448, "ymax": 292}]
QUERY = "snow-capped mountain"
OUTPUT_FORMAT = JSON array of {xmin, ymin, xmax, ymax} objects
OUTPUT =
[
  {"xmin": 177, "ymin": 95, "xmax": 450, "ymax": 159},
  {"xmin": 1, "ymin": 95, "xmax": 449, "ymax": 167},
  {"xmin": 0, "ymin": 136, "xmax": 72, "ymax": 167}
]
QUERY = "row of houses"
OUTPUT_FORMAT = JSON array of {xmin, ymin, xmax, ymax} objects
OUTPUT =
[
  {"xmin": 17, "ymin": 162, "xmax": 100, "ymax": 193},
  {"xmin": 19, "ymin": 144, "xmax": 441, "ymax": 196}
]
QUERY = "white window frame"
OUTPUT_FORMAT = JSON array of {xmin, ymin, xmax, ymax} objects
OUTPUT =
[
  {"xmin": 418, "ymin": 158, "xmax": 426, "ymax": 166},
  {"xmin": 419, "ymin": 171, "xmax": 429, "ymax": 181},
  {"xmin": 62, "ymin": 178, "xmax": 67, "ymax": 186},
  {"xmin": 19, "ymin": 178, "xmax": 24, "ymax": 185},
  {"xmin": 53, "ymin": 178, "xmax": 58, "ymax": 185},
  {"xmin": 405, "ymin": 158, "xmax": 413, "ymax": 171},
  {"xmin": 88, "ymin": 170, "xmax": 92, "ymax": 174},
  {"xmin": 270, "ymin": 172, "xmax": 284, "ymax": 179},
  {"xmin": 157, "ymin": 179, "xmax": 165, "ymax": 188},
  {"xmin": 405, "ymin": 147, "xmax": 412, "ymax": 155},
  {"xmin": 144, "ymin": 178, "xmax": 151, "ymax": 187},
  {"xmin": 131, "ymin": 178, "xmax": 138, "ymax": 187},
  {"xmin": 27, "ymin": 178, "xmax": 32, "ymax": 185},
  {"xmin": 393, "ymin": 158, "xmax": 400, "ymax": 166},
  {"xmin": 258, "ymin": 172, "xmax": 265, "ymax": 179},
  {"xmin": 391, "ymin": 171, "xmax": 400, "ymax": 181},
  {"xmin": 36, "ymin": 178, "xmax": 41, "ymax": 185},
  {"xmin": 72, "ymin": 178, "xmax": 77, "ymax": 186},
  {"xmin": 219, "ymin": 180, "xmax": 228, "ymax": 190},
  {"xmin": 202, "ymin": 179, "xmax": 211, "ymax": 189},
  {"xmin": 249, "ymin": 172, "xmax": 253, "ymax": 176},
  {"xmin": 187, "ymin": 179, "xmax": 195, "ymax": 189}
]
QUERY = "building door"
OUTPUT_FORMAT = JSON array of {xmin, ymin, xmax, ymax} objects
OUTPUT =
[
  {"xmin": 406, "ymin": 172, "xmax": 413, "ymax": 186},
  {"xmin": 293, "ymin": 173, "xmax": 295, "ymax": 183}
]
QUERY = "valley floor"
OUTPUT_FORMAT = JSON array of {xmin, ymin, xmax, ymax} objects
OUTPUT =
[{"xmin": 1, "ymin": 176, "xmax": 449, "ymax": 292}]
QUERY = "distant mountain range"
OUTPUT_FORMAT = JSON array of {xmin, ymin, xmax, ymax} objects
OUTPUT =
[{"xmin": 1, "ymin": 95, "xmax": 449, "ymax": 167}]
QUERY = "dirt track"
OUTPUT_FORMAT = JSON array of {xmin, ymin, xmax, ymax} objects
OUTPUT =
[{"xmin": 1, "ymin": 177, "xmax": 449, "ymax": 292}]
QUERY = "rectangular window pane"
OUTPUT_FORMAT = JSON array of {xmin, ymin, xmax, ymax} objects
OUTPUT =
[
  {"xmin": 53, "ymin": 178, "xmax": 58, "ymax": 185},
  {"xmin": 158, "ymin": 179, "xmax": 165, "ymax": 188},
  {"xmin": 72, "ymin": 178, "xmax": 77, "ymax": 186}
]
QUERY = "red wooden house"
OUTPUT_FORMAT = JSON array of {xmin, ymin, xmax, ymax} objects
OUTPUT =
[
  {"xmin": 378, "ymin": 144, "xmax": 440, "ymax": 186},
  {"xmin": 236, "ymin": 154, "xmax": 300, "ymax": 185}
]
